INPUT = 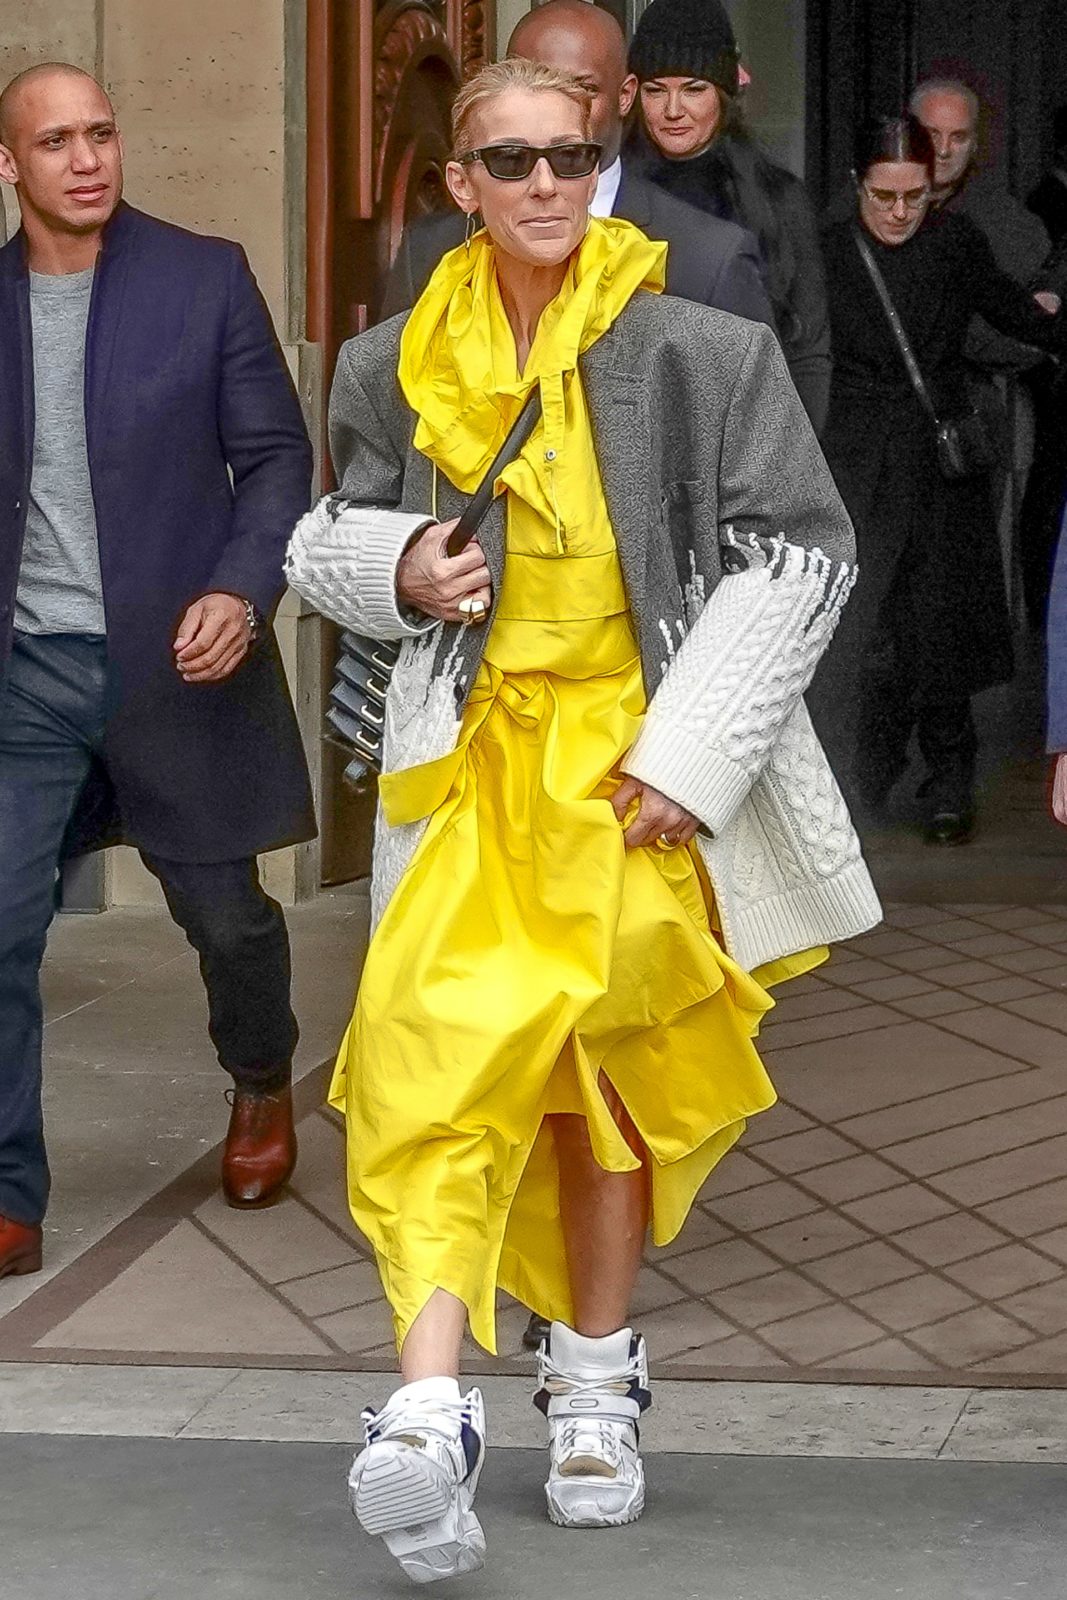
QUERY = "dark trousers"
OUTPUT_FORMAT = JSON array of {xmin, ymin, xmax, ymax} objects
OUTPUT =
[
  {"xmin": 0, "ymin": 632, "xmax": 297, "ymax": 1226},
  {"xmin": 853, "ymin": 623, "xmax": 977, "ymax": 816}
]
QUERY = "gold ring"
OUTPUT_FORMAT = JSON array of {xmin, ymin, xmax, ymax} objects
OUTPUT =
[
  {"xmin": 658, "ymin": 832, "xmax": 676, "ymax": 849},
  {"xmin": 459, "ymin": 597, "xmax": 487, "ymax": 626}
]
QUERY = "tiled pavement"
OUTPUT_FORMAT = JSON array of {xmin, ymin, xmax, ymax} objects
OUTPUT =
[{"xmin": 7, "ymin": 898, "xmax": 1067, "ymax": 1385}]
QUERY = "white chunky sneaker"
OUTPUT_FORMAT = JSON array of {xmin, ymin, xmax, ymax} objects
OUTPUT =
[
  {"xmin": 535, "ymin": 1322, "xmax": 651, "ymax": 1529},
  {"xmin": 348, "ymin": 1376, "xmax": 487, "ymax": 1584}
]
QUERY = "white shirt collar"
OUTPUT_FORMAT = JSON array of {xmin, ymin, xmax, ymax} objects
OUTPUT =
[{"xmin": 590, "ymin": 157, "xmax": 623, "ymax": 219}]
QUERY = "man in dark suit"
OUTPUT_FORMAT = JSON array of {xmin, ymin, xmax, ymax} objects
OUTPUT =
[
  {"xmin": 0, "ymin": 64, "xmax": 316, "ymax": 1278},
  {"xmin": 381, "ymin": 0, "xmax": 773, "ymax": 326}
]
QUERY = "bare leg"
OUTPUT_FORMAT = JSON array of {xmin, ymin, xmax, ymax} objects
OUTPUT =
[
  {"xmin": 399, "ymin": 1287, "xmax": 467, "ymax": 1383},
  {"xmin": 551, "ymin": 1078, "xmax": 649, "ymax": 1336}
]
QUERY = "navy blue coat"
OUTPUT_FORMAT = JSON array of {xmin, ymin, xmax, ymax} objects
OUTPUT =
[{"xmin": 0, "ymin": 203, "xmax": 316, "ymax": 862}]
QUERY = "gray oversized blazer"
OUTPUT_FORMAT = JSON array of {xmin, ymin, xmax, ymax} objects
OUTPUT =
[{"xmin": 308, "ymin": 291, "xmax": 881, "ymax": 967}]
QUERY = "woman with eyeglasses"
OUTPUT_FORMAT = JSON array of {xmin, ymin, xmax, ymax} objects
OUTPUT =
[
  {"xmin": 626, "ymin": 0, "xmax": 831, "ymax": 433},
  {"xmin": 292, "ymin": 57, "xmax": 877, "ymax": 1583},
  {"xmin": 812, "ymin": 115, "xmax": 1067, "ymax": 847}
]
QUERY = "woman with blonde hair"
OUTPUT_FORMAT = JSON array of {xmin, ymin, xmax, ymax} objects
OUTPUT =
[{"xmin": 289, "ymin": 55, "xmax": 878, "ymax": 1585}]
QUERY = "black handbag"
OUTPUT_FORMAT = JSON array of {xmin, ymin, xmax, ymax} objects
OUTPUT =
[
  {"xmin": 853, "ymin": 228, "xmax": 999, "ymax": 482},
  {"xmin": 326, "ymin": 388, "xmax": 543, "ymax": 790}
]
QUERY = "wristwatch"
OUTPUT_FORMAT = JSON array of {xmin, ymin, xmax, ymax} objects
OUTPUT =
[{"xmin": 242, "ymin": 598, "xmax": 262, "ymax": 643}]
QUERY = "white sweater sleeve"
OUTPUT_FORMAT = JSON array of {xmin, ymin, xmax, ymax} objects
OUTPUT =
[
  {"xmin": 285, "ymin": 498, "xmax": 437, "ymax": 640},
  {"xmin": 622, "ymin": 535, "xmax": 854, "ymax": 834}
]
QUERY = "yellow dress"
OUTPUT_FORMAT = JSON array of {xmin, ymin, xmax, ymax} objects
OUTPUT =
[{"xmin": 330, "ymin": 220, "xmax": 825, "ymax": 1355}]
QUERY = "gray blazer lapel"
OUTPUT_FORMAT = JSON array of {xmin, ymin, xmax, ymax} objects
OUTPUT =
[{"xmin": 581, "ymin": 333, "xmax": 652, "ymax": 619}]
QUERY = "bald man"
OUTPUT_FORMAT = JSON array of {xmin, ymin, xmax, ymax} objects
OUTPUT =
[
  {"xmin": 0, "ymin": 64, "xmax": 315, "ymax": 1277},
  {"xmin": 380, "ymin": 0, "xmax": 772, "ymax": 325}
]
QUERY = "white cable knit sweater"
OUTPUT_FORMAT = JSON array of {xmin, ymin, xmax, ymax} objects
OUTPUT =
[{"xmin": 288, "ymin": 296, "xmax": 882, "ymax": 969}]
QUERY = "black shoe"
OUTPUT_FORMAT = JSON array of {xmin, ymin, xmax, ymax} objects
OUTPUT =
[
  {"xmin": 923, "ymin": 810, "xmax": 975, "ymax": 847},
  {"xmin": 522, "ymin": 1312, "xmax": 550, "ymax": 1352}
]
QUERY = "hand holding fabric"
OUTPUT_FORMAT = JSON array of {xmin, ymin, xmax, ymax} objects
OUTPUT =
[
  {"xmin": 611, "ymin": 773, "xmax": 700, "ymax": 849},
  {"xmin": 396, "ymin": 517, "xmax": 493, "ymax": 624}
]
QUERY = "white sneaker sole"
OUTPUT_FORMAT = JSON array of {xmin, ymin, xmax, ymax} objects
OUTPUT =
[
  {"xmin": 349, "ymin": 1441, "xmax": 485, "ymax": 1584},
  {"xmin": 545, "ymin": 1461, "xmax": 646, "ymax": 1529}
]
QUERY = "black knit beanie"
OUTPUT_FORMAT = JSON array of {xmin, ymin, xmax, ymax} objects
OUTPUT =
[{"xmin": 628, "ymin": 0, "xmax": 741, "ymax": 96}]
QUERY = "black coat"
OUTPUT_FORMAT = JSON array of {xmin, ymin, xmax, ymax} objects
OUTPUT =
[
  {"xmin": 378, "ymin": 167, "xmax": 774, "ymax": 326},
  {"xmin": 0, "ymin": 204, "xmax": 316, "ymax": 862},
  {"xmin": 817, "ymin": 208, "xmax": 1067, "ymax": 713},
  {"xmin": 627, "ymin": 133, "xmax": 831, "ymax": 433}
]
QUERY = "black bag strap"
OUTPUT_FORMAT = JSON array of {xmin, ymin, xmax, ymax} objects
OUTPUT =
[
  {"xmin": 852, "ymin": 227, "xmax": 941, "ymax": 427},
  {"xmin": 444, "ymin": 388, "xmax": 543, "ymax": 556}
]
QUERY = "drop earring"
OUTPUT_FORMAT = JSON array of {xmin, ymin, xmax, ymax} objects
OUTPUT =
[{"xmin": 464, "ymin": 212, "xmax": 476, "ymax": 252}]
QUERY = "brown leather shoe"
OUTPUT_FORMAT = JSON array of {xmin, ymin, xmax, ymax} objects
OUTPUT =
[
  {"xmin": 0, "ymin": 1215, "xmax": 43, "ymax": 1279},
  {"xmin": 222, "ymin": 1087, "xmax": 297, "ymax": 1208}
]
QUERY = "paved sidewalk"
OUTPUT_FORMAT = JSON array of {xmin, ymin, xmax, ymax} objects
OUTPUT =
[{"xmin": 5, "ymin": 1434, "xmax": 1065, "ymax": 1600}]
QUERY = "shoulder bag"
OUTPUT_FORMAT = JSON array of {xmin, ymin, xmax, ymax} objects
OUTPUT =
[{"xmin": 852, "ymin": 226, "xmax": 999, "ymax": 482}]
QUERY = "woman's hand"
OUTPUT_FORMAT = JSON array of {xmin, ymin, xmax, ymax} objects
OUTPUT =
[
  {"xmin": 611, "ymin": 775, "xmax": 701, "ymax": 849},
  {"xmin": 1052, "ymin": 754, "xmax": 1067, "ymax": 826},
  {"xmin": 396, "ymin": 517, "xmax": 492, "ymax": 625}
]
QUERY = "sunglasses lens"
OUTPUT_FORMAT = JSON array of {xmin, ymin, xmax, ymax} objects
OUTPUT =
[
  {"xmin": 550, "ymin": 144, "xmax": 598, "ymax": 178},
  {"xmin": 481, "ymin": 146, "xmax": 536, "ymax": 180}
]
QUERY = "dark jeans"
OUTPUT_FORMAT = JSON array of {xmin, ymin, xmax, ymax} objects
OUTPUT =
[{"xmin": 0, "ymin": 632, "xmax": 297, "ymax": 1226}]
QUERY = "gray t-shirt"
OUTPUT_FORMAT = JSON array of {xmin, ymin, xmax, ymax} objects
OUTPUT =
[{"xmin": 15, "ymin": 265, "xmax": 106, "ymax": 635}]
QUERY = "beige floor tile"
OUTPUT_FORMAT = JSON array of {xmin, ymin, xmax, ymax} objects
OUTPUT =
[
  {"xmin": 760, "ymin": 990, "xmax": 869, "ymax": 1025},
  {"xmin": 960, "ymin": 976, "xmax": 1047, "ymax": 1003},
  {"xmin": 979, "ymin": 1176, "xmax": 1067, "ymax": 1234},
  {"xmin": 750, "ymin": 1126, "xmax": 859, "ymax": 1175},
  {"xmin": 628, "ymin": 1268, "xmax": 688, "ymax": 1316},
  {"xmin": 770, "ymin": 1022, "xmax": 1031, "ymax": 1125},
  {"xmin": 658, "ymin": 1238, "xmax": 781, "ymax": 1294},
  {"xmin": 851, "ymin": 1276, "xmax": 977, "ymax": 1332},
  {"xmin": 790, "ymin": 1156, "xmax": 904, "ymax": 1205},
  {"xmin": 751, "ymin": 1211, "xmax": 869, "ymax": 1263},
  {"xmin": 926, "ymin": 1132, "xmax": 1067, "ymax": 1207},
  {"xmin": 1030, "ymin": 1226, "xmax": 1067, "ymax": 1264},
  {"xmin": 315, "ymin": 1296, "xmax": 398, "ymax": 1354},
  {"xmin": 277, "ymin": 1259, "xmax": 384, "ymax": 1317},
  {"xmin": 883, "ymin": 1096, "xmax": 1067, "ymax": 1180},
  {"xmin": 847, "ymin": 930, "xmax": 930, "ymax": 957},
  {"xmin": 1007, "ymin": 921, "xmax": 1067, "ymax": 945},
  {"xmin": 999, "ymin": 1278, "xmax": 1067, "ymax": 1336},
  {"xmin": 819, "ymin": 958, "xmax": 902, "ymax": 985},
  {"xmin": 36, "ymin": 1222, "xmax": 332, "ymax": 1356},
  {"xmin": 1003, "ymin": 991, "xmax": 1067, "ymax": 1032},
  {"xmin": 838, "ymin": 1067, "xmax": 1061, "ymax": 1149},
  {"xmin": 804, "ymin": 1240, "xmax": 923, "ymax": 1295},
  {"xmin": 704, "ymin": 1178, "xmax": 822, "ymax": 1232},
  {"xmin": 943, "ymin": 1244, "xmax": 1064, "ymax": 1299},
  {"xmin": 970, "ymin": 1332, "xmax": 1067, "ymax": 1377},
  {"xmin": 848, "ymin": 974, "xmax": 938, "ymax": 1002},
  {"xmin": 905, "ymin": 1306, "xmax": 1035, "ymax": 1365},
  {"xmin": 893, "ymin": 1213, "xmax": 1007, "ymax": 1265},
  {"xmin": 918, "ymin": 917, "xmax": 995, "ymax": 944},
  {"xmin": 760, "ymin": 1004, "xmax": 900, "ymax": 1050},
  {"xmin": 194, "ymin": 1190, "xmax": 359, "ymax": 1285},
  {"xmin": 637, "ymin": 1301, "xmax": 735, "ymax": 1360},
  {"xmin": 667, "ymin": 1333, "xmax": 787, "ymax": 1370},
  {"xmin": 990, "ymin": 947, "xmax": 1067, "ymax": 974},
  {"xmin": 891, "ymin": 992, "xmax": 984, "ymax": 1019},
  {"xmin": 742, "ymin": 1102, "xmax": 816, "ymax": 1144},
  {"xmin": 824, "ymin": 1337, "xmax": 939, "ymax": 1374},
  {"xmin": 287, "ymin": 1112, "xmax": 353, "ymax": 1237},
  {"xmin": 842, "ymin": 1185, "xmax": 955, "ymax": 1234},
  {"xmin": 713, "ymin": 1271, "xmax": 831, "ymax": 1328},
  {"xmin": 926, "ymin": 959, "xmax": 1015, "ymax": 988},
  {"xmin": 653, "ymin": 1207, "xmax": 733, "ymax": 1259},
  {"xmin": 947, "ymin": 932, "xmax": 1033, "ymax": 959},
  {"xmin": 759, "ymin": 1303, "xmax": 888, "ymax": 1363},
  {"xmin": 878, "ymin": 946, "xmax": 977, "ymax": 973},
  {"xmin": 699, "ymin": 1150, "xmax": 770, "ymax": 1196},
  {"xmin": 978, "ymin": 908, "xmax": 1059, "ymax": 932}
]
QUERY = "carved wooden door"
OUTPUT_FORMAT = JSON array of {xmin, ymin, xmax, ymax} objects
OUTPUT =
[{"xmin": 307, "ymin": 0, "xmax": 493, "ymax": 884}]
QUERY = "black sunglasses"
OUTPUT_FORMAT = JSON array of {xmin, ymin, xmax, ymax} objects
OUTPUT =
[{"xmin": 459, "ymin": 142, "xmax": 602, "ymax": 181}]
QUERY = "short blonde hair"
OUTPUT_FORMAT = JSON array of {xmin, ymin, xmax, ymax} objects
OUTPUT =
[{"xmin": 451, "ymin": 58, "xmax": 592, "ymax": 158}]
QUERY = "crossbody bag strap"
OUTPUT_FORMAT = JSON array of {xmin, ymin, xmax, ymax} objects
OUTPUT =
[
  {"xmin": 852, "ymin": 226, "xmax": 940, "ymax": 426},
  {"xmin": 444, "ymin": 387, "xmax": 544, "ymax": 556}
]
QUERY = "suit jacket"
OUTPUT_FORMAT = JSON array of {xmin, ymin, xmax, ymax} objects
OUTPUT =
[
  {"xmin": 0, "ymin": 203, "xmax": 316, "ymax": 861},
  {"xmin": 378, "ymin": 167, "xmax": 773, "ymax": 326}
]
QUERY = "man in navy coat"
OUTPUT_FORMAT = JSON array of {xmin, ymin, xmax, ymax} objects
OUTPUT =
[{"xmin": 0, "ymin": 63, "xmax": 316, "ymax": 1278}]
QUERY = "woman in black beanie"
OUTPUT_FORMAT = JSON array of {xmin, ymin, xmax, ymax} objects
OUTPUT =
[{"xmin": 628, "ymin": 0, "xmax": 830, "ymax": 432}]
